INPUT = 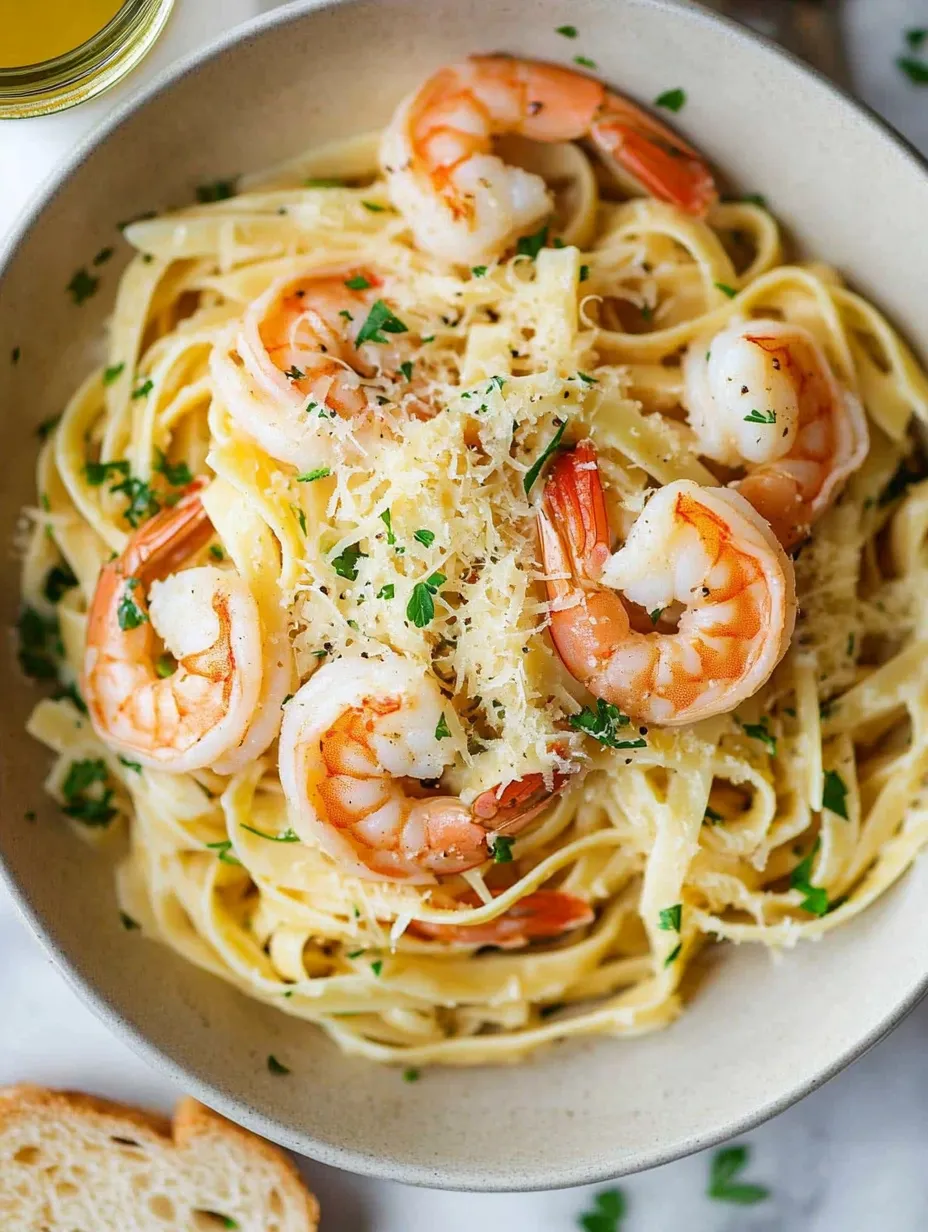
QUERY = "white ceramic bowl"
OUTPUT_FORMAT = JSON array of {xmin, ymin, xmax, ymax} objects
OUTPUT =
[{"xmin": 3, "ymin": 0, "xmax": 928, "ymax": 1193}]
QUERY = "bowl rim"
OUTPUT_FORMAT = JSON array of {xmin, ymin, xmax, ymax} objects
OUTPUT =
[{"xmin": 3, "ymin": 0, "xmax": 928, "ymax": 1193}]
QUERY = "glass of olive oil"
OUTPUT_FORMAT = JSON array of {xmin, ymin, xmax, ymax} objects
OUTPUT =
[{"xmin": 0, "ymin": 0, "xmax": 174, "ymax": 117}]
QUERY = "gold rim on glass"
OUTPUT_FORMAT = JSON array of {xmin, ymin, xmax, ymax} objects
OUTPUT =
[{"xmin": 0, "ymin": 0, "xmax": 174, "ymax": 118}]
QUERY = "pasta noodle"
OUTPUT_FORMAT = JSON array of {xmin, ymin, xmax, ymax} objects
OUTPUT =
[{"xmin": 19, "ymin": 102, "xmax": 928, "ymax": 1067}]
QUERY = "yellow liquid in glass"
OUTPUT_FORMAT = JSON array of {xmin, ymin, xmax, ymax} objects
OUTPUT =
[{"xmin": 0, "ymin": 0, "xmax": 124, "ymax": 68}]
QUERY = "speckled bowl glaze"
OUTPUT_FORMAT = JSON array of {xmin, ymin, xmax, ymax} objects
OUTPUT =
[{"xmin": 2, "ymin": 0, "xmax": 928, "ymax": 1193}]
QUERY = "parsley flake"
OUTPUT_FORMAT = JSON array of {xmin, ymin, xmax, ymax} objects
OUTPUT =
[
  {"xmin": 707, "ymin": 1145, "xmax": 770, "ymax": 1205},
  {"xmin": 898, "ymin": 56, "xmax": 928, "ymax": 84},
  {"xmin": 103, "ymin": 362, "xmax": 124, "ymax": 385},
  {"xmin": 155, "ymin": 653, "xmax": 176, "ymax": 678},
  {"xmin": 435, "ymin": 713, "xmax": 452, "ymax": 740},
  {"xmin": 413, "ymin": 528, "xmax": 436, "ymax": 547},
  {"xmin": 569, "ymin": 699, "xmax": 646, "ymax": 749},
  {"xmin": 356, "ymin": 299, "xmax": 409, "ymax": 345},
  {"xmin": 344, "ymin": 274, "xmax": 371, "ymax": 290},
  {"xmin": 267, "ymin": 1054, "xmax": 290, "ymax": 1075},
  {"xmin": 43, "ymin": 562, "xmax": 78, "ymax": 604},
  {"xmin": 118, "ymin": 755, "xmax": 142, "ymax": 773},
  {"xmin": 555, "ymin": 24, "xmax": 578, "ymax": 37},
  {"xmin": 574, "ymin": 55, "xmax": 597, "ymax": 69},
  {"xmin": 132, "ymin": 379, "xmax": 154, "ymax": 399},
  {"xmin": 110, "ymin": 475, "xmax": 160, "ymax": 527},
  {"xmin": 120, "ymin": 912, "xmax": 140, "ymax": 930},
  {"xmin": 371, "ymin": 959, "xmax": 383, "ymax": 976},
  {"xmin": 516, "ymin": 224, "xmax": 549, "ymax": 260},
  {"xmin": 11, "ymin": 346, "xmax": 21, "ymax": 364},
  {"xmin": 743, "ymin": 407, "xmax": 776, "ymax": 425},
  {"xmin": 654, "ymin": 87, "xmax": 686, "ymax": 112},
  {"xmin": 790, "ymin": 848, "xmax": 829, "ymax": 917},
  {"xmin": 715, "ymin": 281, "xmax": 738, "ymax": 299},
  {"xmin": 399, "ymin": 360, "xmax": 414, "ymax": 381},
  {"xmin": 492, "ymin": 835, "xmax": 514, "ymax": 863},
  {"xmin": 649, "ymin": 608, "xmax": 663, "ymax": 625},
  {"xmin": 741, "ymin": 192, "xmax": 768, "ymax": 208},
  {"xmin": 403, "ymin": 1068, "xmax": 421, "ymax": 1083},
  {"xmin": 906, "ymin": 27, "xmax": 927, "ymax": 51},
  {"xmin": 304, "ymin": 177, "xmax": 344, "ymax": 188},
  {"xmin": 577, "ymin": 1188, "xmax": 626, "ymax": 1232},
  {"xmin": 17, "ymin": 606, "xmax": 61, "ymax": 680},
  {"xmin": 154, "ymin": 449, "xmax": 193, "ymax": 486},
  {"xmin": 283, "ymin": 365, "xmax": 305, "ymax": 381},
  {"xmin": 196, "ymin": 179, "xmax": 236, "ymax": 203},
  {"xmin": 664, "ymin": 942, "xmax": 682, "ymax": 967},
  {"xmin": 85, "ymin": 459, "xmax": 130, "ymax": 486},
  {"xmin": 738, "ymin": 716, "xmax": 777, "ymax": 756},
  {"xmin": 61, "ymin": 759, "xmax": 116, "ymax": 826},
  {"xmin": 822, "ymin": 769, "xmax": 849, "ymax": 820},
  {"xmin": 67, "ymin": 269, "xmax": 99, "ymax": 305},
  {"xmin": 658, "ymin": 904, "xmax": 682, "ymax": 932},
  {"xmin": 117, "ymin": 578, "xmax": 148, "ymax": 631},
  {"xmin": 406, "ymin": 571, "xmax": 445, "ymax": 626},
  {"xmin": 377, "ymin": 583, "xmax": 395, "ymax": 600},
  {"xmin": 523, "ymin": 418, "xmax": 568, "ymax": 494},
  {"xmin": 206, "ymin": 840, "xmax": 241, "ymax": 866},
  {"xmin": 209, "ymin": 545, "xmax": 224, "ymax": 561},
  {"xmin": 361, "ymin": 199, "xmax": 387, "ymax": 211},
  {"xmin": 36, "ymin": 415, "xmax": 61, "ymax": 441},
  {"xmin": 704, "ymin": 806, "xmax": 723, "ymax": 824},
  {"xmin": 330, "ymin": 543, "xmax": 367, "ymax": 581},
  {"xmin": 380, "ymin": 508, "xmax": 396, "ymax": 544},
  {"xmin": 579, "ymin": 264, "xmax": 590, "ymax": 282},
  {"xmin": 297, "ymin": 467, "xmax": 332, "ymax": 483}
]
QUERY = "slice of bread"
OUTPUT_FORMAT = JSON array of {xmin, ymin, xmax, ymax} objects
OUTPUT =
[{"xmin": 0, "ymin": 1085, "xmax": 319, "ymax": 1232}]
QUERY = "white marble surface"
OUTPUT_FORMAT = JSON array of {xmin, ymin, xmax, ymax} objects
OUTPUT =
[{"xmin": 3, "ymin": 3, "xmax": 928, "ymax": 1228}]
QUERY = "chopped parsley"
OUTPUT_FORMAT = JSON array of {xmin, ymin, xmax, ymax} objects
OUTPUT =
[
  {"xmin": 109, "ymin": 473, "xmax": 160, "ymax": 527},
  {"xmin": 402, "ymin": 1068, "xmax": 421, "ymax": 1083},
  {"xmin": 201, "ymin": 1216, "xmax": 238, "ymax": 1230},
  {"xmin": 43, "ymin": 562, "xmax": 78, "ymax": 604},
  {"xmin": 377, "ymin": 583, "xmax": 395, "ymax": 600},
  {"xmin": 579, "ymin": 264, "xmax": 590, "ymax": 282},
  {"xmin": 209, "ymin": 544, "xmax": 224, "ymax": 561},
  {"xmin": 116, "ymin": 578, "xmax": 148, "ymax": 631},
  {"xmin": 266, "ymin": 1054, "xmax": 290, "ymax": 1075},
  {"xmin": 61, "ymin": 759, "xmax": 116, "ymax": 826},
  {"xmin": 707, "ymin": 1145, "xmax": 769, "ymax": 1205},
  {"xmin": 406, "ymin": 572, "xmax": 445, "ymax": 627},
  {"xmin": 292, "ymin": 504, "xmax": 307, "ymax": 535},
  {"xmin": 663, "ymin": 942, "xmax": 682, "ymax": 967},
  {"xmin": 649, "ymin": 608, "xmax": 663, "ymax": 625},
  {"xmin": 85, "ymin": 458, "xmax": 130, "ymax": 486},
  {"xmin": 555, "ymin": 24, "xmax": 578, "ymax": 37},
  {"xmin": 195, "ymin": 179, "xmax": 236, "ymax": 203},
  {"xmin": 283, "ymin": 365, "xmax": 305, "ymax": 381},
  {"xmin": 240, "ymin": 824, "xmax": 300, "ymax": 843},
  {"xmin": 67, "ymin": 268, "xmax": 99, "ymax": 305},
  {"xmin": 743, "ymin": 408, "xmax": 776, "ymax": 425},
  {"xmin": 132, "ymin": 379, "xmax": 154, "ymax": 400},
  {"xmin": 154, "ymin": 449, "xmax": 193, "ymax": 486},
  {"xmin": 297, "ymin": 467, "xmax": 332, "ymax": 483},
  {"xmin": 906, "ymin": 27, "xmax": 927, "ymax": 50},
  {"xmin": 492, "ymin": 835, "xmax": 514, "ymax": 863},
  {"xmin": 704, "ymin": 806, "xmax": 723, "ymax": 824},
  {"xmin": 577, "ymin": 1188, "xmax": 625, "ymax": 1232},
  {"xmin": 155, "ymin": 653, "xmax": 176, "ymax": 678},
  {"xmin": 11, "ymin": 345, "xmax": 20, "ymax": 364},
  {"xmin": 380, "ymin": 508, "xmax": 396, "ymax": 544},
  {"xmin": 738, "ymin": 716, "xmax": 777, "ymax": 756},
  {"xmin": 206, "ymin": 840, "xmax": 241, "ymax": 866},
  {"xmin": 434, "ymin": 713, "xmax": 452, "ymax": 740},
  {"xmin": 741, "ymin": 192, "xmax": 768, "ymax": 208},
  {"xmin": 355, "ymin": 299, "xmax": 409, "ymax": 346},
  {"xmin": 371, "ymin": 959, "xmax": 383, "ymax": 976},
  {"xmin": 119, "ymin": 912, "xmax": 140, "ymax": 930},
  {"xmin": 569, "ymin": 699, "xmax": 646, "ymax": 749},
  {"xmin": 330, "ymin": 542, "xmax": 367, "ymax": 581},
  {"xmin": 516, "ymin": 224, "xmax": 548, "ymax": 260},
  {"xmin": 361, "ymin": 199, "xmax": 387, "ymax": 212},
  {"xmin": 103, "ymin": 362, "xmax": 125, "ymax": 385},
  {"xmin": 523, "ymin": 418, "xmax": 568, "ymax": 494},
  {"xmin": 822, "ymin": 769, "xmax": 849, "ymax": 820},
  {"xmin": 304, "ymin": 177, "xmax": 344, "ymax": 188},
  {"xmin": 654, "ymin": 87, "xmax": 686, "ymax": 112},
  {"xmin": 658, "ymin": 903, "xmax": 682, "ymax": 932},
  {"xmin": 715, "ymin": 281, "xmax": 738, "ymax": 298},
  {"xmin": 93, "ymin": 246, "xmax": 114, "ymax": 266},
  {"xmin": 413, "ymin": 528, "xmax": 436, "ymax": 547},
  {"xmin": 878, "ymin": 460, "xmax": 921, "ymax": 507},
  {"xmin": 898, "ymin": 56, "xmax": 928, "ymax": 84},
  {"xmin": 344, "ymin": 274, "xmax": 371, "ymax": 290},
  {"xmin": 575, "ymin": 371, "xmax": 598, "ymax": 386},
  {"xmin": 17, "ymin": 606, "xmax": 60, "ymax": 680},
  {"xmin": 399, "ymin": 360, "xmax": 414, "ymax": 381},
  {"xmin": 790, "ymin": 847, "xmax": 828, "ymax": 917},
  {"xmin": 574, "ymin": 55, "xmax": 597, "ymax": 69},
  {"xmin": 471, "ymin": 265, "xmax": 488, "ymax": 277}
]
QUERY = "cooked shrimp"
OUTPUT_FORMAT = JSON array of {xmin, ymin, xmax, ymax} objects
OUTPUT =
[
  {"xmin": 381, "ymin": 55, "xmax": 717, "ymax": 264},
  {"xmin": 537, "ymin": 442, "xmax": 796, "ymax": 726},
  {"xmin": 278, "ymin": 653, "xmax": 567, "ymax": 884},
  {"xmin": 408, "ymin": 889, "xmax": 594, "ymax": 949},
  {"xmin": 211, "ymin": 268, "xmax": 422, "ymax": 470},
  {"xmin": 684, "ymin": 319, "xmax": 869, "ymax": 549},
  {"xmin": 83, "ymin": 480, "xmax": 288, "ymax": 772}
]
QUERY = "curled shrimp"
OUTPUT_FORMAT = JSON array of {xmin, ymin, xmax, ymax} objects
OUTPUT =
[
  {"xmin": 83, "ymin": 480, "xmax": 289, "ymax": 772},
  {"xmin": 278, "ymin": 653, "xmax": 567, "ymax": 884},
  {"xmin": 408, "ymin": 889, "xmax": 594, "ymax": 949},
  {"xmin": 211, "ymin": 268, "xmax": 423, "ymax": 469},
  {"xmin": 684, "ymin": 319, "xmax": 869, "ymax": 548},
  {"xmin": 381, "ymin": 55, "xmax": 717, "ymax": 264},
  {"xmin": 537, "ymin": 442, "xmax": 797, "ymax": 726}
]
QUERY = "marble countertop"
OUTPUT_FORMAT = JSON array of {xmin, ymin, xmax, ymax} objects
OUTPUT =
[{"xmin": 2, "ymin": 3, "xmax": 928, "ymax": 1228}]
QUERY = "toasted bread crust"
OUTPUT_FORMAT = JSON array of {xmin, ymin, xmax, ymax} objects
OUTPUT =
[{"xmin": 0, "ymin": 1084, "xmax": 319, "ymax": 1230}]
